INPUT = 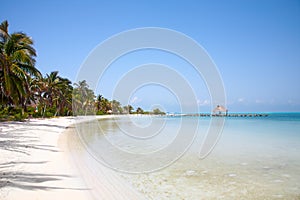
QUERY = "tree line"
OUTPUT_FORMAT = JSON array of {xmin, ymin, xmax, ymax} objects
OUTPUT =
[{"xmin": 0, "ymin": 20, "xmax": 165, "ymax": 121}]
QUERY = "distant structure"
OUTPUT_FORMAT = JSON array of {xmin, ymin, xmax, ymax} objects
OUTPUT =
[{"xmin": 213, "ymin": 105, "xmax": 228, "ymax": 115}]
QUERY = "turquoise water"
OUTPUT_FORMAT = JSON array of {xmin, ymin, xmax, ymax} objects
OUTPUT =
[{"xmin": 77, "ymin": 113, "xmax": 300, "ymax": 199}]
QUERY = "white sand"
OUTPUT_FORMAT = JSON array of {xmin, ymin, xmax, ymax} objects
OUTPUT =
[{"xmin": 0, "ymin": 117, "xmax": 144, "ymax": 200}]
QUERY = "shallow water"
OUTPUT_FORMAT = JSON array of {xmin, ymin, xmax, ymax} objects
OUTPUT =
[{"xmin": 76, "ymin": 113, "xmax": 300, "ymax": 199}]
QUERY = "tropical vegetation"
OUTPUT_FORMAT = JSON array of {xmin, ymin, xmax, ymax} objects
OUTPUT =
[{"xmin": 0, "ymin": 20, "xmax": 165, "ymax": 121}]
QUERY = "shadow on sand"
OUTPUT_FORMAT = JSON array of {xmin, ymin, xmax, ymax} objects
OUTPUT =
[
  {"xmin": 0, "ymin": 170, "xmax": 87, "ymax": 190},
  {"xmin": 0, "ymin": 131, "xmax": 59, "ymax": 155},
  {"xmin": 0, "ymin": 120, "xmax": 88, "ymax": 192}
]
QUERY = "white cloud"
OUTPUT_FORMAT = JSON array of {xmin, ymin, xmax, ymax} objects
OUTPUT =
[
  {"xmin": 269, "ymin": 99, "xmax": 276, "ymax": 105},
  {"xmin": 197, "ymin": 99, "xmax": 210, "ymax": 106},
  {"xmin": 130, "ymin": 96, "xmax": 142, "ymax": 104},
  {"xmin": 287, "ymin": 100, "xmax": 300, "ymax": 106},
  {"xmin": 255, "ymin": 99, "xmax": 264, "ymax": 104},
  {"xmin": 288, "ymin": 100, "xmax": 294, "ymax": 105},
  {"xmin": 237, "ymin": 98, "xmax": 245, "ymax": 103}
]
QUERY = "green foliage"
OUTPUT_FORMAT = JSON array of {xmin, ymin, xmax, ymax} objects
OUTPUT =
[
  {"xmin": 96, "ymin": 110, "xmax": 105, "ymax": 115},
  {"xmin": 73, "ymin": 80, "xmax": 96, "ymax": 115},
  {"xmin": 123, "ymin": 105, "xmax": 134, "ymax": 114},
  {"xmin": 136, "ymin": 107, "xmax": 144, "ymax": 114},
  {"xmin": 111, "ymin": 100, "xmax": 122, "ymax": 114},
  {"xmin": 13, "ymin": 112, "xmax": 28, "ymax": 121},
  {"xmin": 0, "ymin": 20, "xmax": 41, "ymax": 109},
  {"xmin": 152, "ymin": 108, "xmax": 166, "ymax": 115},
  {"xmin": 44, "ymin": 111, "xmax": 54, "ymax": 118},
  {"xmin": 0, "ymin": 107, "xmax": 28, "ymax": 121},
  {"xmin": 0, "ymin": 20, "xmax": 156, "ymax": 120},
  {"xmin": 0, "ymin": 107, "xmax": 10, "ymax": 121}
]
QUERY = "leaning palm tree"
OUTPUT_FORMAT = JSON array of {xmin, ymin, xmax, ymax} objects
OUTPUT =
[{"xmin": 0, "ymin": 20, "xmax": 41, "ymax": 114}]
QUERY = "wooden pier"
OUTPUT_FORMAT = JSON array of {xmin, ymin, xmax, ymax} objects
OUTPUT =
[{"xmin": 166, "ymin": 113, "xmax": 269, "ymax": 117}]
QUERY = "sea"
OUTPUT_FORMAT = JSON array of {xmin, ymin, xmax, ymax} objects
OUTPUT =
[{"xmin": 74, "ymin": 113, "xmax": 300, "ymax": 199}]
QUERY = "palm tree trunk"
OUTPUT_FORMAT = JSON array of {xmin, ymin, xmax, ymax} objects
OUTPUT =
[{"xmin": 43, "ymin": 104, "xmax": 47, "ymax": 118}]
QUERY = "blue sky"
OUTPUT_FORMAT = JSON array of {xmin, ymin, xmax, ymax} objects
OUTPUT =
[{"xmin": 2, "ymin": 0, "xmax": 300, "ymax": 112}]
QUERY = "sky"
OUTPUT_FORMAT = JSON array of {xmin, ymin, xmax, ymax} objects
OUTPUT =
[{"xmin": 2, "ymin": 0, "xmax": 300, "ymax": 112}]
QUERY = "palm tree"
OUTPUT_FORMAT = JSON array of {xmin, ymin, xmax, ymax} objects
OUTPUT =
[
  {"xmin": 123, "ymin": 105, "xmax": 134, "ymax": 114},
  {"xmin": 73, "ymin": 80, "xmax": 95, "ymax": 115},
  {"xmin": 37, "ymin": 71, "xmax": 73, "ymax": 117},
  {"xmin": 54, "ymin": 77, "xmax": 73, "ymax": 116},
  {"xmin": 95, "ymin": 94, "xmax": 102, "ymax": 112},
  {"xmin": 0, "ymin": 20, "xmax": 41, "ymax": 114},
  {"xmin": 44, "ymin": 71, "xmax": 60, "ymax": 106},
  {"xmin": 39, "ymin": 71, "xmax": 58, "ymax": 117},
  {"xmin": 100, "ymin": 97, "xmax": 112, "ymax": 114},
  {"xmin": 111, "ymin": 99, "xmax": 122, "ymax": 114},
  {"xmin": 136, "ymin": 107, "xmax": 144, "ymax": 114}
]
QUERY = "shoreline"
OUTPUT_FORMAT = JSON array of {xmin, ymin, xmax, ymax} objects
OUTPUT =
[
  {"xmin": 65, "ymin": 116, "xmax": 144, "ymax": 200},
  {"xmin": 0, "ymin": 116, "xmax": 143, "ymax": 200},
  {"xmin": 1, "ymin": 115, "xmax": 299, "ymax": 199}
]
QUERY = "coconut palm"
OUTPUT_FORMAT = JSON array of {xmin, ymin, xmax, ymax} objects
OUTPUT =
[
  {"xmin": 98, "ymin": 97, "xmax": 111, "ymax": 114},
  {"xmin": 123, "ymin": 105, "xmax": 134, "ymax": 114},
  {"xmin": 0, "ymin": 20, "xmax": 41, "ymax": 114},
  {"xmin": 73, "ymin": 80, "xmax": 96, "ymax": 115},
  {"xmin": 95, "ymin": 94, "xmax": 102, "ymax": 112},
  {"xmin": 136, "ymin": 107, "xmax": 144, "ymax": 114},
  {"xmin": 54, "ymin": 77, "xmax": 73, "ymax": 116},
  {"xmin": 111, "ymin": 99, "xmax": 122, "ymax": 114},
  {"xmin": 38, "ymin": 71, "xmax": 73, "ymax": 116},
  {"xmin": 43, "ymin": 72, "xmax": 60, "ymax": 106}
]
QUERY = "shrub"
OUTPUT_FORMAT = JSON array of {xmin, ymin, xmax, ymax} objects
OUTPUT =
[
  {"xmin": 96, "ymin": 110, "xmax": 105, "ymax": 115},
  {"xmin": 45, "ymin": 111, "xmax": 54, "ymax": 118},
  {"xmin": 13, "ymin": 113, "xmax": 28, "ymax": 121}
]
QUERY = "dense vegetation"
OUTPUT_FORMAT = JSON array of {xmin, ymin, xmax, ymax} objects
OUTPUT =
[{"xmin": 0, "ymin": 20, "xmax": 165, "ymax": 121}]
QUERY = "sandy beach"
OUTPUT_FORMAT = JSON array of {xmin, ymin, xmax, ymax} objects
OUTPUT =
[
  {"xmin": 1, "ymin": 115, "xmax": 299, "ymax": 200},
  {"xmin": 0, "ymin": 117, "xmax": 143, "ymax": 200}
]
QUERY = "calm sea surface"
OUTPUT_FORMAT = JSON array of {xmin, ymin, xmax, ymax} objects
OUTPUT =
[{"xmin": 77, "ymin": 113, "xmax": 300, "ymax": 199}]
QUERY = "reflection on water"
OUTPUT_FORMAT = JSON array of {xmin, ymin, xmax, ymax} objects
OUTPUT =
[
  {"xmin": 76, "ymin": 116, "xmax": 201, "ymax": 172},
  {"xmin": 77, "ymin": 114, "xmax": 300, "ymax": 199}
]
